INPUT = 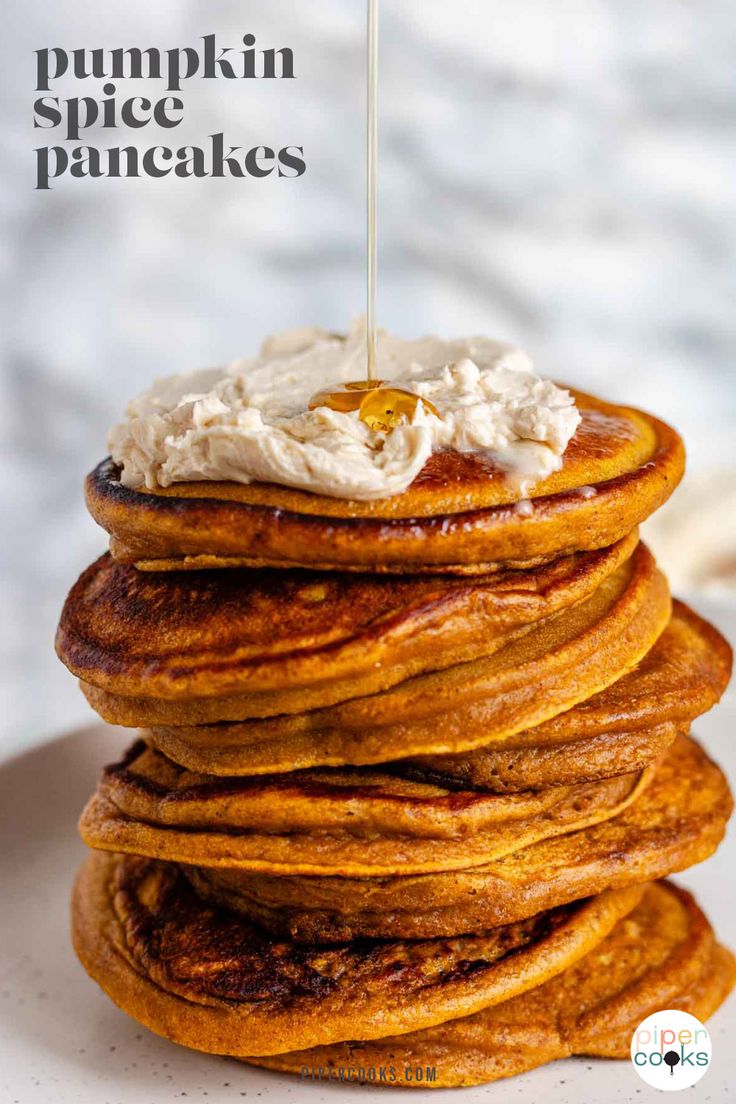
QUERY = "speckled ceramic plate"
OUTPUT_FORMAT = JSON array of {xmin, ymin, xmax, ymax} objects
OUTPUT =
[{"xmin": 1, "ymin": 595, "xmax": 734, "ymax": 1103}]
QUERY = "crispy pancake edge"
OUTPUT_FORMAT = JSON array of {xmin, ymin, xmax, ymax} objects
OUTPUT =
[
  {"xmin": 145, "ymin": 596, "xmax": 726, "ymax": 779},
  {"xmin": 75, "ymin": 546, "xmax": 671, "ymax": 738},
  {"xmin": 404, "ymin": 599, "xmax": 732, "ymax": 791}
]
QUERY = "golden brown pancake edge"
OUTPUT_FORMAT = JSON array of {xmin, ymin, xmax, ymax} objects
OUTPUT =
[
  {"xmin": 182, "ymin": 735, "xmax": 733, "ymax": 941},
  {"xmin": 405, "ymin": 598, "xmax": 732, "ymax": 791},
  {"xmin": 77, "ymin": 739, "xmax": 652, "ymax": 876},
  {"xmin": 144, "ymin": 596, "xmax": 727, "ymax": 780}
]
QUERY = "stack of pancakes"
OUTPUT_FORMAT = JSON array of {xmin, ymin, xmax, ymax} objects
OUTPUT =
[{"xmin": 57, "ymin": 390, "xmax": 735, "ymax": 1087}]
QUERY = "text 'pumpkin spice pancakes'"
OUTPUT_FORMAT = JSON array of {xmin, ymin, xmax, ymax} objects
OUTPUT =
[{"xmin": 57, "ymin": 326, "xmax": 734, "ymax": 1089}]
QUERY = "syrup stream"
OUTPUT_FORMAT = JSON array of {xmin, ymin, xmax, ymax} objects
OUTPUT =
[
  {"xmin": 366, "ymin": 0, "xmax": 379, "ymax": 380},
  {"xmin": 307, "ymin": 0, "xmax": 435, "ymax": 430}
]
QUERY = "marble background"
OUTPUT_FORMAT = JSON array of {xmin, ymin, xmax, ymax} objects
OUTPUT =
[{"xmin": 2, "ymin": 0, "xmax": 735, "ymax": 759}]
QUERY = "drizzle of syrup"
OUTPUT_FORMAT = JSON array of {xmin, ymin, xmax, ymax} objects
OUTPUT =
[
  {"xmin": 307, "ymin": 4, "xmax": 443, "ymax": 436},
  {"xmin": 308, "ymin": 380, "xmax": 440, "ymax": 433}
]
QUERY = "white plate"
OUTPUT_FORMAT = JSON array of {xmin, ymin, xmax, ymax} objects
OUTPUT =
[{"xmin": 1, "ymin": 661, "xmax": 735, "ymax": 1103}]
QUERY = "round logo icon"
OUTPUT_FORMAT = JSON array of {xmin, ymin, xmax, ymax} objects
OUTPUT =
[{"xmin": 631, "ymin": 1010, "xmax": 712, "ymax": 1091}]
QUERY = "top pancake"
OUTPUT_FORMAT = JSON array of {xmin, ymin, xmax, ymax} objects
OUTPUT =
[{"xmin": 86, "ymin": 392, "xmax": 684, "ymax": 572}]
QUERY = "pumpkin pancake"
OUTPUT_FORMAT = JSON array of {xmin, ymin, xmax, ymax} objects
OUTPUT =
[
  {"xmin": 184, "ymin": 735, "xmax": 732, "ymax": 941},
  {"xmin": 402, "ymin": 600, "xmax": 732, "ymax": 791},
  {"xmin": 148, "ymin": 596, "xmax": 722, "ymax": 779},
  {"xmin": 71, "ymin": 849, "xmax": 643, "ymax": 1058},
  {"xmin": 78, "ymin": 739, "xmax": 652, "ymax": 876},
  {"xmin": 55, "ymin": 531, "xmax": 636, "ymax": 716},
  {"xmin": 250, "ymin": 883, "xmax": 735, "ymax": 1088},
  {"xmin": 80, "ymin": 546, "xmax": 667, "ymax": 750},
  {"xmin": 87, "ymin": 393, "xmax": 684, "ymax": 573}
]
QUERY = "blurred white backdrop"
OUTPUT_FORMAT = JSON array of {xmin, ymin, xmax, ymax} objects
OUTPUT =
[{"xmin": 1, "ymin": 0, "xmax": 735, "ymax": 757}]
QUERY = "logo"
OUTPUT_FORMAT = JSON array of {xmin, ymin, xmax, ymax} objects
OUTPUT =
[{"xmin": 631, "ymin": 1010, "xmax": 712, "ymax": 1091}]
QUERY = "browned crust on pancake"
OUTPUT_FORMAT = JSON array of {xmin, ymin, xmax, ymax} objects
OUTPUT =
[
  {"xmin": 78, "ymin": 739, "xmax": 651, "ymax": 875},
  {"xmin": 55, "ymin": 532, "xmax": 636, "ymax": 703},
  {"xmin": 78, "ymin": 548, "xmax": 670, "ymax": 749},
  {"xmin": 183, "ymin": 736, "xmax": 733, "ymax": 941},
  {"xmin": 71, "ymin": 851, "xmax": 643, "ymax": 1057},
  {"xmin": 86, "ymin": 396, "xmax": 684, "ymax": 571},
  {"xmin": 247, "ymin": 882, "xmax": 735, "ymax": 1087}
]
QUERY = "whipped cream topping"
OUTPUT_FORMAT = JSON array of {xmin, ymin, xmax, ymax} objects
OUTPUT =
[{"xmin": 109, "ymin": 322, "xmax": 581, "ymax": 500}]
